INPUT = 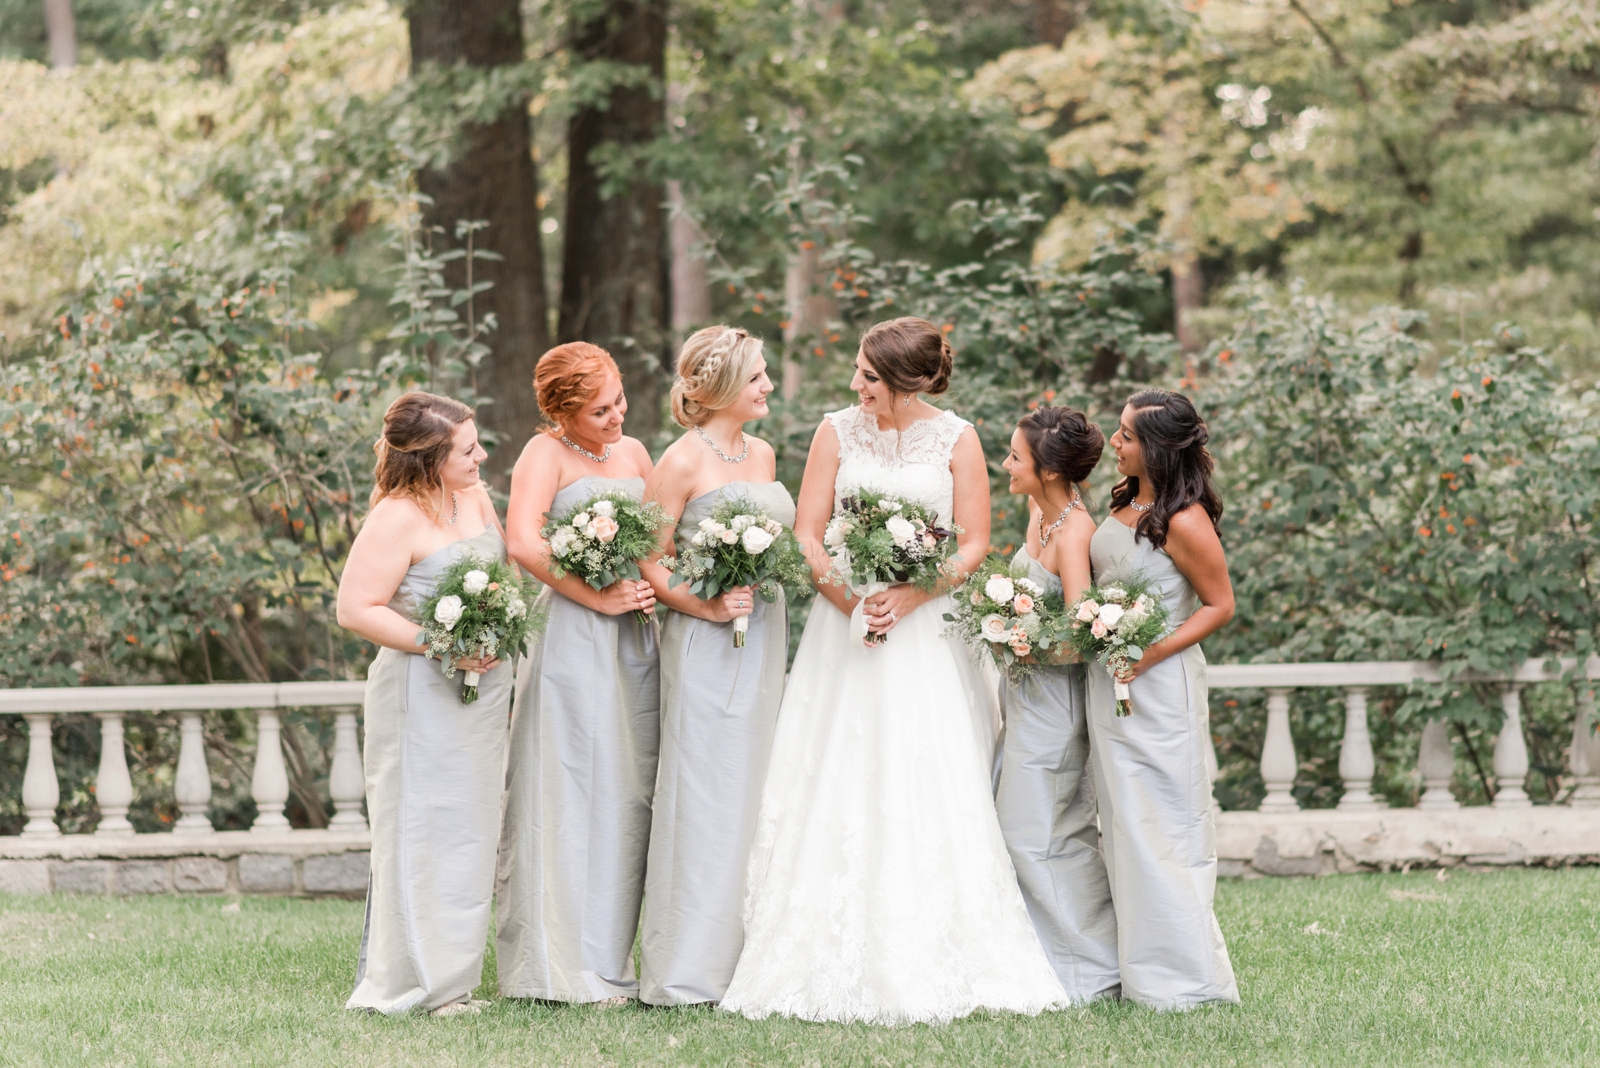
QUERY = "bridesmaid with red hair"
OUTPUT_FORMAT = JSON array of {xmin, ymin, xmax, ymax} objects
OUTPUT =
[{"xmin": 496, "ymin": 342, "xmax": 660, "ymax": 1005}]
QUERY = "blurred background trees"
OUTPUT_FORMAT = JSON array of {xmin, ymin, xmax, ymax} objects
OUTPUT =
[{"xmin": 0, "ymin": 0, "xmax": 1597, "ymax": 828}]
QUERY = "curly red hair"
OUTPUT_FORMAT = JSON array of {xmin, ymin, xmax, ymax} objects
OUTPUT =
[{"xmin": 534, "ymin": 342, "xmax": 621, "ymax": 432}]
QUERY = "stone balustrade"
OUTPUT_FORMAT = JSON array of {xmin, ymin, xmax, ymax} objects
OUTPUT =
[
  {"xmin": 2, "ymin": 660, "xmax": 1598, "ymax": 892},
  {"xmin": 1, "ymin": 681, "xmax": 371, "ymax": 895}
]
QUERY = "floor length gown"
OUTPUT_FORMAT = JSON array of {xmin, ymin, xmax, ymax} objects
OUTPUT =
[
  {"xmin": 640, "ymin": 480, "xmax": 796, "ymax": 1006},
  {"xmin": 720, "ymin": 406, "xmax": 1068, "ymax": 1025},
  {"xmin": 496, "ymin": 475, "xmax": 661, "ymax": 1002},
  {"xmin": 994, "ymin": 546, "xmax": 1121, "ymax": 1003},
  {"xmin": 1086, "ymin": 517, "xmax": 1239, "ymax": 1010},
  {"xmin": 347, "ymin": 525, "xmax": 513, "ymax": 1014}
]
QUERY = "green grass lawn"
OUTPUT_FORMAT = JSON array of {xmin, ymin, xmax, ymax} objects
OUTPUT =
[{"xmin": 3, "ymin": 868, "xmax": 1599, "ymax": 1067}]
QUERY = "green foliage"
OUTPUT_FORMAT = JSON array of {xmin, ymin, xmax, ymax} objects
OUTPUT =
[
  {"xmin": 542, "ymin": 492, "xmax": 672, "ymax": 597},
  {"xmin": 415, "ymin": 554, "xmax": 540, "ymax": 695},
  {"xmin": 823, "ymin": 488, "xmax": 957, "ymax": 595}
]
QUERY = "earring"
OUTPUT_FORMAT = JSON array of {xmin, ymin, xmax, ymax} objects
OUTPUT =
[{"xmin": 902, "ymin": 396, "xmax": 911, "ymax": 408}]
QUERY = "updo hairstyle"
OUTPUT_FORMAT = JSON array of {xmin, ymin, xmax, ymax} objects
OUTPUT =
[
  {"xmin": 1017, "ymin": 405, "xmax": 1104, "ymax": 489},
  {"xmin": 534, "ymin": 341, "xmax": 621, "ymax": 431},
  {"xmin": 1108, "ymin": 388, "xmax": 1223, "ymax": 550},
  {"xmin": 858, "ymin": 317, "xmax": 953, "ymax": 398},
  {"xmin": 670, "ymin": 325, "xmax": 766, "ymax": 428},
  {"xmin": 370, "ymin": 391, "xmax": 475, "ymax": 514}
]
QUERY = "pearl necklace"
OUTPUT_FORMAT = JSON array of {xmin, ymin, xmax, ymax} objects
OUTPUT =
[
  {"xmin": 1037, "ymin": 496, "xmax": 1081, "ymax": 548},
  {"xmin": 695, "ymin": 425, "xmax": 749, "ymax": 464},
  {"xmin": 561, "ymin": 434, "xmax": 611, "ymax": 464}
]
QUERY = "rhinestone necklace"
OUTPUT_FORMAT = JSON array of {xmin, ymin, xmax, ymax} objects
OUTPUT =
[
  {"xmin": 561, "ymin": 434, "xmax": 611, "ymax": 464},
  {"xmin": 1129, "ymin": 498, "xmax": 1154, "ymax": 513},
  {"xmin": 1037, "ymin": 496, "xmax": 1081, "ymax": 548},
  {"xmin": 442, "ymin": 490, "xmax": 458, "ymax": 526},
  {"xmin": 694, "ymin": 424, "xmax": 749, "ymax": 464}
]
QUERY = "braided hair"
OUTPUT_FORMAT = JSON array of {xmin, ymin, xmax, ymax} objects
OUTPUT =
[
  {"xmin": 671, "ymin": 325, "xmax": 766, "ymax": 427},
  {"xmin": 369, "ymin": 391, "xmax": 475, "ymax": 515},
  {"xmin": 1108, "ymin": 389, "xmax": 1223, "ymax": 551}
]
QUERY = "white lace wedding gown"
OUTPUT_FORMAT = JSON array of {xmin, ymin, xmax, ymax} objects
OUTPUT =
[{"xmin": 720, "ymin": 405, "xmax": 1070, "ymax": 1025}]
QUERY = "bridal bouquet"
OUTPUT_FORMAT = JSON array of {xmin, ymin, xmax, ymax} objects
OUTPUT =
[
  {"xmin": 1062, "ymin": 575, "xmax": 1170, "ymax": 716},
  {"xmin": 542, "ymin": 493, "xmax": 671, "ymax": 624},
  {"xmin": 823, "ymin": 488, "xmax": 960, "ymax": 645},
  {"xmin": 943, "ymin": 554, "xmax": 1073, "ymax": 681},
  {"xmin": 660, "ymin": 497, "xmax": 811, "ymax": 648},
  {"xmin": 417, "ymin": 556, "xmax": 540, "ymax": 704}
]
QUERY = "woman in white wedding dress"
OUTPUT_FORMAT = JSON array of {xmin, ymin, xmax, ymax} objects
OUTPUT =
[{"xmin": 721, "ymin": 318, "xmax": 1069, "ymax": 1025}]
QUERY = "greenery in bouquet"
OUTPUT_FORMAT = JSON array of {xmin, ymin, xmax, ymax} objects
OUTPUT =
[
  {"xmin": 1063, "ymin": 574, "xmax": 1171, "ymax": 716},
  {"xmin": 661, "ymin": 496, "xmax": 812, "ymax": 647},
  {"xmin": 542, "ymin": 493, "xmax": 671, "ymax": 624},
  {"xmin": 417, "ymin": 555, "xmax": 541, "ymax": 704},
  {"xmin": 823, "ymin": 489, "xmax": 960, "ymax": 594},
  {"xmin": 943, "ymin": 553, "xmax": 1073, "ymax": 682}
]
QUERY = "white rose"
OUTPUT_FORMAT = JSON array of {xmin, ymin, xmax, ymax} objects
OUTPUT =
[
  {"xmin": 741, "ymin": 526, "xmax": 775, "ymax": 554},
  {"xmin": 984, "ymin": 575, "xmax": 1016, "ymax": 604},
  {"xmin": 699, "ymin": 517, "xmax": 719, "ymax": 533},
  {"xmin": 1098, "ymin": 602, "xmax": 1125, "ymax": 628},
  {"xmin": 691, "ymin": 531, "xmax": 707, "ymax": 547},
  {"xmin": 572, "ymin": 512, "xmax": 591, "ymax": 530},
  {"xmin": 882, "ymin": 499, "xmax": 902, "ymax": 511},
  {"xmin": 462, "ymin": 569, "xmax": 490, "ymax": 595},
  {"xmin": 1102, "ymin": 585, "xmax": 1128, "ymax": 604},
  {"xmin": 764, "ymin": 519, "xmax": 783, "ymax": 535},
  {"xmin": 980, "ymin": 614, "xmax": 1011, "ymax": 643},
  {"xmin": 824, "ymin": 519, "xmax": 850, "ymax": 548},
  {"xmin": 507, "ymin": 597, "xmax": 526, "ymax": 620},
  {"xmin": 548, "ymin": 529, "xmax": 575, "ymax": 556},
  {"xmin": 590, "ymin": 500, "xmax": 615, "ymax": 519},
  {"xmin": 433, "ymin": 595, "xmax": 464, "ymax": 627},
  {"xmin": 731, "ymin": 514, "xmax": 754, "ymax": 533},
  {"xmin": 721, "ymin": 529, "xmax": 739, "ymax": 545},
  {"xmin": 1017, "ymin": 578, "xmax": 1043, "ymax": 596},
  {"xmin": 885, "ymin": 514, "xmax": 917, "ymax": 547}
]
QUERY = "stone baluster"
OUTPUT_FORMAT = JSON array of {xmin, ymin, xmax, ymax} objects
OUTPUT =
[
  {"xmin": 173, "ymin": 712, "xmax": 214, "ymax": 834},
  {"xmin": 93, "ymin": 712, "xmax": 134, "ymax": 835},
  {"xmin": 1570, "ymin": 685, "xmax": 1600, "ymax": 808},
  {"xmin": 328, "ymin": 710, "xmax": 367, "ymax": 831},
  {"xmin": 1337, "ymin": 686, "xmax": 1386, "ymax": 811},
  {"xmin": 1492, "ymin": 684, "xmax": 1531, "ymax": 809},
  {"xmin": 1259, "ymin": 688, "xmax": 1300, "ymax": 813},
  {"xmin": 1416, "ymin": 718, "xmax": 1461, "ymax": 810},
  {"xmin": 250, "ymin": 709, "xmax": 292, "ymax": 832},
  {"xmin": 21, "ymin": 713, "xmax": 61, "ymax": 838}
]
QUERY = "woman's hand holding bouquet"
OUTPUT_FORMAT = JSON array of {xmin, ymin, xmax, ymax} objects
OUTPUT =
[
  {"xmin": 823, "ymin": 489, "xmax": 960, "ymax": 646},
  {"xmin": 418, "ymin": 556, "xmax": 541, "ymax": 704},
  {"xmin": 542, "ymin": 493, "xmax": 671, "ymax": 624},
  {"xmin": 661, "ymin": 497, "xmax": 812, "ymax": 647},
  {"xmin": 1062, "ymin": 575, "xmax": 1171, "ymax": 716}
]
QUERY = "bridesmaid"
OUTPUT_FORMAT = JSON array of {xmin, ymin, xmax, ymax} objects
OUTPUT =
[
  {"xmin": 995, "ymin": 405, "xmax": 1120, "ymax": 1003},
  {"xmin": 337, "ymin": 392, "xmax": 510, "ymax": 1016},
  {"xmin": 1087, "ymin": 388, "xmax": 1239, "ymax": 1010},
  {"xmin": 497, "ymin": 342, "xmax": 659, "ymax": 1005},
  {"xmin": 637, "ymin": 326, "xmax": 791, "ymax": 1006}
]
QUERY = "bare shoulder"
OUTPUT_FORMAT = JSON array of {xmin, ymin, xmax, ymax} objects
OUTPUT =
[
  {"xmin": 747, "ymin": 434, "xmax": 777, "ymax": 465},
  {"xmin": 516, "ymin": 431, "xmax": 564, "ymax": 469},
  {"xmin": 361, "ymin": 494, "xmax": 427, "ymax": 543},
  {"xmin": 620, "ymin": 435, "xmax": 654, "ymax": 472},
  {"xmin": 1165, "ymin": 503, "xmax": 1221, "ymax": 547},
  {"xmin": 469, "ymin": 482, "xmax": 499, "ymax": 524},
  {"xmin": 809, "ymin": 415, "xmax": 840, "ymax": 453},
  {"xmin": 951, "ymin": 423, "xmax": 984, "ymax": 461}
]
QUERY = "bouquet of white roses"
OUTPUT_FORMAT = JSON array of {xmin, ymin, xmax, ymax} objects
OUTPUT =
[
  {"xmin": 542, "ymin": 492, "xmax": 671, "ymax": 624},
  {"xmin": 660, "ymin": 496, "xmax": 812, "ymax": 647},
  {"xmin": 1062, "ymin": 575, "xmax": 1170, "ymax": 716},
  {"xmin": 417, "ymin": 555, "xmax": 540, "ymax": 704},
  {"xmin": 823, "ymin": 488, "xmax": 960, "ymax": 645},
  {"xmin": 943, "ymin": 553, "xmax": 1073, "ymax": 681}
]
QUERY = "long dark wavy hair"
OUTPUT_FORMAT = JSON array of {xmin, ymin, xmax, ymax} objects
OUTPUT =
[{"xmin": 1108, "ymin": 389, "xmax": 1223, "ymax": 551}]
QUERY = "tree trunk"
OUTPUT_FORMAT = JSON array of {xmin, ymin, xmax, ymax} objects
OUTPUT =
[
  {"xmin": 408, "ymin": 0, "xmax": 550, "ymax": 487},
  {"xmin": 43, "ymin": 0, "xmax": 76, "ymax": 70},
  {"xmin": 782, "ymin": 239, "xmax": 835, "ymax": 402},
  {"xmin": 667, "ymin": 180, "xmax": 711, "ymax": 337},
  {"xmin": 1162, "ymin": 113, "xmax": 1202, "ymax": 358},
  {"xmin": 559, "ymin": 0, "xmax": 670, "ymax": 442},
  {"xmin": 1034, "ymin": 0, "xmax": 1084, "ymax": 46}
]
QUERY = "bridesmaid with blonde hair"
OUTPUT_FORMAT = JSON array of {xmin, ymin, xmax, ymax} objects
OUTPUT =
[
  {"xmin": 637, "ymin": 325, "xmax": 793, "ymax": 1006},
  {"xmin": 337, "ymin": 391, "xmax": 509, "ymax": 1016},
  {"xmin": 497, "ymin": 342, "xmax": 659, "ymax": 1005}
]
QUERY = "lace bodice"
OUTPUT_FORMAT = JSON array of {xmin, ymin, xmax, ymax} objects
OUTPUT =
[{"xmin": 826, "ymin": 406, "xmax": 970, "ymax": 526}]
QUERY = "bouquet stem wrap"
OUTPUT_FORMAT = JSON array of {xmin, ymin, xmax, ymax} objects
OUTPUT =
[
  {"xmin": 848, "ymin": 580, "xmax": 890, "ymax": 646},
  {"xmin": 733, "ymin": 615, "xmax": 749, "ymax": 648}
]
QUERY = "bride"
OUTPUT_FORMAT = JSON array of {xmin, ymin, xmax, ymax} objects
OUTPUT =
[{"xmin": 721, "ymin": 318, "xmax": 1069, "ymax": 1024}]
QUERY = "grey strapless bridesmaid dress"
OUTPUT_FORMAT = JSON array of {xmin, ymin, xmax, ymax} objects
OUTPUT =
[
  {"xmin": 994, "ymin": 546, "xmax": 1120, "ymax": 1003},
  {"xmin": 640, "ymin": 480, "xmax": 796, "ymax": 1006},
  {"xmin": 1086, "ymin": 517, "xmax": 1238, "ymax": 1010},
  {"xmin": 496, "ymin": 475, "xmax": 661, "ymax": 1002},
  {"xmin": 347, "ymin": 525, "xmax": 513, "ymax": 1014}
]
